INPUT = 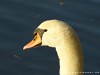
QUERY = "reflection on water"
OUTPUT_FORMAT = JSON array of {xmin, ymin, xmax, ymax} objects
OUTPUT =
[{"xmin": 0, "ymin": 0, "xmax": 100, "ymax": 75}]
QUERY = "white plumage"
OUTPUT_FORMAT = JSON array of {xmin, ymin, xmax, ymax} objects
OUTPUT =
[{"xmin": 23, "ymin": 19, "xmax": 83, "ymax": 75}]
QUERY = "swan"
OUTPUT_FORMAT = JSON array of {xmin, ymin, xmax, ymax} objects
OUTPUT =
[{"xmin": 23, "ymin": 19, "xmax": 83, "ymax": 75}]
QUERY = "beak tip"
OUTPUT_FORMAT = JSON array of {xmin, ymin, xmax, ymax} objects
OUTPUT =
[{"xmin": 23, "ymin": 46, "xmax": 27, "ymax": 50}]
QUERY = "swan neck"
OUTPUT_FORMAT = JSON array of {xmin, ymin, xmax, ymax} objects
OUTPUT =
[{"xmin": 56, "ymin": 43, "xmax": 83, "ymax": 75}]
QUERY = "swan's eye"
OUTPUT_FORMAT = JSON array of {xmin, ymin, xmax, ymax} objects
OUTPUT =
[
  {"xmin": 44, "ymin": 29, "xmax": 47, "ymax": 32},
  {"xmin": 34, "ymin": 32, "xmax": 37, "ymax": 35},
  {"xmin": 33, "ymin": 29, "xmax": 47, "ymax": 39},
  {"xmin": 33, "ymin": 33, "xmax": 37, "ymax": 41}
]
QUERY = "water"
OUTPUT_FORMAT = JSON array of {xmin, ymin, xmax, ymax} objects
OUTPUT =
[{"xmin": 0, "ymin": 0, "xmax": 100, "ymax": 75}]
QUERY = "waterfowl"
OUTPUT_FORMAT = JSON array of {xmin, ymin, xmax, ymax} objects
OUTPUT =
[{"xmin": 23, "ymin": 20, "xmax": 83, "ymax": 75}]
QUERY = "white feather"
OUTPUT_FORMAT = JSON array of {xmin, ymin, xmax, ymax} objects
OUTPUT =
[{"xmin": 37, "ymin": 19, "xmax": 83, "ymax": 75}]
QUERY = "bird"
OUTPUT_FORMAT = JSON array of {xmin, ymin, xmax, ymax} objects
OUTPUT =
[{"xmin": 23, "ymin": 19, "xmax": 83, "ymax": 75}]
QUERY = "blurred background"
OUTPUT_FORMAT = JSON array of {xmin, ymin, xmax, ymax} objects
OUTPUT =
[{"xmin": 0, "ymin": 0, "xmax": 100, "ymax": 75}]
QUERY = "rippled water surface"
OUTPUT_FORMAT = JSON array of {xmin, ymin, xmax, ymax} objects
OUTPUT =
[{"xmin": 0, "ymin": 0, "xmax": 100, "ymax": 75}]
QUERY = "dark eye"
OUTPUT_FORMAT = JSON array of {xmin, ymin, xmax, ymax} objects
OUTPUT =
[
  {"xmin": 44, "ymin": 29, "xmax": 47, "ymax": 32},
  {"xmin": 34, "ymin": 32, "xmax": 37, "ymax": 36},
  {"xmin": 33, "ymin": 33, "xmax": 37, "ymax": 41}
]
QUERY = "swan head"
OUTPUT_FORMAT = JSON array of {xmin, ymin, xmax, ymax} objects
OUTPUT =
[{"xmin": 23, "ymin": 20, "xmax": 69, "ymax": 50}]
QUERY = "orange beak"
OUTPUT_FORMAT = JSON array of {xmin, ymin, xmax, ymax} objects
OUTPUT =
[{"xmin": 23, "ymin": 33, "xmax": 42, "ymax": 50}]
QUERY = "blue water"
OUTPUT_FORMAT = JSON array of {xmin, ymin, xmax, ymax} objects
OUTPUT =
[{"xmin": 0, "ymin": 0, "xmax": 100, "ymax": 75}]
